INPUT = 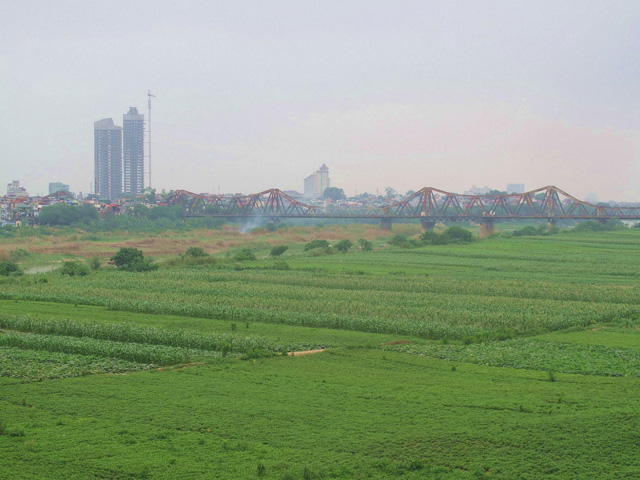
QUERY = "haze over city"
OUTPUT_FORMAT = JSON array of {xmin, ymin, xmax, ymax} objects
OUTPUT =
[{"xmin": 1, "ymin": 1, "xmax": 638, "ymax": 200}]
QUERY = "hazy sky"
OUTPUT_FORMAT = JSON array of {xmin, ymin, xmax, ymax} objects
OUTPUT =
[{"xmin": 1, "ymin": 1, "xmax": 639, "ymax": 200}]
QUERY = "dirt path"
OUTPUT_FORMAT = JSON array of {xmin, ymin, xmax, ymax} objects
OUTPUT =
[{"xmin": 287, "ymin": 348, "xmax": 328, "ymax": 356}]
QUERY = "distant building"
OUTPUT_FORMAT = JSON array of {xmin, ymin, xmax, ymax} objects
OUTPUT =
[
  {"xmin": 123, "ymin": 107, "xmax": 145, "ymax": 196},
  {"xmin": 6, "ymin": 180, "xmax": 28, "ymax": 198},
  {"xmin": 465, "ymin": 185, "xmax": 491, "ymax": 195},
  {"xmin": 303, "ymin": 164, "xmax": 331, "ymax": 198},
  {"xmin": 506, "ymin": 183, "xmax": 525, "ymax": 194},
  {"xmin": 49, "ymin": 182, "xmax": 70, "ymax": 195},
  {"xmin": 303, "ymin": 175, "xmax": 315, "ymax": 197},
  {"xmin": 586, "ymin": 192, "xmax": 599, "ymax": 204},
  {"xmin": 94, "ymin": 118, "xmax": 123, "ymax": 201}
]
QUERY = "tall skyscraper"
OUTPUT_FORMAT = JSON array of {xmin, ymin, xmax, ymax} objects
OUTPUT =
[
  {"xmin": 303, "ymin": 164, "xmax": 331, "ymax": 198},
  {"xmin": 123, "ymin": 107, "xmax": 145, "ymax": 196},
  {"xmin": 94, "ymin": 118, "xmax": 122, "ymax": 201}
]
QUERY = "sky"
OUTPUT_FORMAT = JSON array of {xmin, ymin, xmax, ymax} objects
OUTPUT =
[{"xmin": 1, "ymin": 0, "xmax": 639, "ymax": 201}]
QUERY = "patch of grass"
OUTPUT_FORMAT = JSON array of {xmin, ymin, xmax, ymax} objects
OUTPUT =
[{"xmin": 384, "ymin": 338, "xmax": 640, "ymax": 377}]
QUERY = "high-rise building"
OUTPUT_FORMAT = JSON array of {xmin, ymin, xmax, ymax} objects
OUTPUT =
[
  {"xmin": 506, "ymin": 183, "xmax": 525, "ymax": 194},
  {"xmin": 303, "ymin": 164, "xmax": 331, "ymax": 198},
  {"xmin": 94, "ymin": 119, "xmax": 122, "ymax": 201},
  {"xmin": 49, "ymin": 182, "xmax": 70, "ymax": 195},
  {"xmin": 123, "ymin": 107, "xmax": 145, "ymax": 196}
]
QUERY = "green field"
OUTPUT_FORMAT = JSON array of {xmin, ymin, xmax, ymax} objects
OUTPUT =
[{"xmin": 1, "ymin": 227, "xmax": 639, "ymax": 478}]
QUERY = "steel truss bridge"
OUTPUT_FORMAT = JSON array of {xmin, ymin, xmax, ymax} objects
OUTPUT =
[{"xmin": 165, "ymin": 186, "xmax": 640, "ymax": 231}]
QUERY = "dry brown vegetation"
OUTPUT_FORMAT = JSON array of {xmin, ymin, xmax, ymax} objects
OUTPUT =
[{"xmin": 0, "ymin": 223, "xmax": 420, "ymax": 261}]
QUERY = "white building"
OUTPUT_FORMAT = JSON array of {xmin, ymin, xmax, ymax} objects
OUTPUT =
[
  {"xmin": 6, "ymin": 180, "xmax": 28, "ymax": 198},
  {"xmin": 465, "ymin": 185, "xmax": 491, "ymax": 195}
]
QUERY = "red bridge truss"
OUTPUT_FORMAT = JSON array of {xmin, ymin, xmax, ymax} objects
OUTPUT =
[{"xmin": 165, "ymin": 186, "xmax": 640, "ymax": 221}]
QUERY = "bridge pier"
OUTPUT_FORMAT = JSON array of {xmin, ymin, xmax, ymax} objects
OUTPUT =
[
  {"xmin": 420, "ymin": 219, "xmax": 436, "ymax": 232},
  {"xmin": 547, "ymin": 218, "xmax": 557, "ymax": 231},
  {"xmin": 479, "ymin": 219, "xmax": 495, "ymax": 238},
  {"xmin": 379, "ymin": 218, "xmax": 393, "ymax": 230}
]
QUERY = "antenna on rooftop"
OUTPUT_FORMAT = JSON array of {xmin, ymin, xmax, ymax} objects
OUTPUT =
[{"xmin": 147, "ymin": 90, "xmax": 156, "ymax": 189}]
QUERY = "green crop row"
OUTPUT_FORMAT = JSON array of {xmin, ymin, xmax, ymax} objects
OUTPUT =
[
  {"xmin": 0, "ymin": 314, "xmax": 277, "ymax": 353},
  {"xmin": 0, "ymin": 331, "xmax": 190, "ymax": 365},
  {"xmin": 0, "ymin": 272, "xmax": 635, "ymax": 341},
  {"xmin": 0, "ymin": 346, "xmax": 151, "ymax": 379},
  {"xmin": 382, "ymin": 338, "xmax": 640, "ymax": 377}
]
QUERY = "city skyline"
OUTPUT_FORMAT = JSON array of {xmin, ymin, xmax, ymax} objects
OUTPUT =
[{"xmin": 1, "ymin": 2, "xmax": 638, "ymax": 201}]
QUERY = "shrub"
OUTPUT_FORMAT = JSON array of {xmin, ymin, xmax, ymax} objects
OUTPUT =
[
  {"xmin": 307, "ymin": 247, "xmax": 334, "ymax": 257},
  {"xmin": 126, "ymin": 259, "xmax": 158, "ymax": 272},
  {"xmin": 88, "ymin": 256, "xmax": 101, "ymax": 271},
  {"xmin": 185, "ymin": 247, "xmax": 208, "ymax": 258},
  {"xmin": 512, "ymin": 225, "xmax": 540, "ymax": 237},
  {"xmin": 111, "ymin": 248, "xmax": 157, "ymax": 272},
  {"xmin": 272, "ymin": 261, "xmax": 291, "ymax": 271},
  {"xmin": 304, "ymin": 239, "xmax": 329, "ymax": 251},
  {"xmin": 60, "ymin": 261, "xmax": 90, "ymax": 277},
  {"xmin": 420, "ymin": 230, "xmax": 443, "ymax": 245},
  {"xmin": 421, "ymin": 227, "xmax": 473, "ymax": 245},
  {"xmin": 358, "ymin": 239, "xmax": 373, "ymax": 251},
  {"xmin": 573, "ymin": 220, "xmax": 624, "ymax": 233},
  {"xmin": 10, "ymin": 248, "xmax": 29, "ymax": 260},
  {"xmin": 335, "ymin": 239, "xmax": 352, "ymax": 253},
  {"xmin": 442, "ymin": 226, "xmax": 473, "ymax": 243},
  {"xmin": 233, "ymin": 249, "xmax": 256, "ymax": 261},
  {"xmin": 389, "ymin": 234, "xmax": 406, "ymax": 247},
  {"xmin": 270, "ymin": 245, "xmax": 288, "ymax": 257},
  {"xmin": 0, "ymin": 262, "xmax": 20, "ymax": 277},
  {"xmin": 111, "ymin": 248, "xmax": 144, "ymax": 269},
  {"xmin": 512, "ymin": 225, "xmax": 558, "ymax": 237}
]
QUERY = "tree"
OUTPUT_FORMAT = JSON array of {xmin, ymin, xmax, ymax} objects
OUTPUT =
[
  {"xmin": 405, "ymin": 190, "xmax": 415, "ymax": 197},
  {"xmin": 442, "ymin": 226, "xmax": 473, "ymax": 243},
  {"xmin": 304, "ymin": 239, "xmax": 330, "ymax": 251},
  {"xmin": 270, "ymin": 246, "xmax": 288, "ymax": 257},
  {"xmin": 144, "ymin": 187, "xmax": 157, "ymax": 204},
  {"xmin": 60, "ymin": 261, "xmax": 90, "ymax": 276},
  {"xmin": 358, "ymin": 239, "xmax": 373, "ymax": 251},
  {"xmin": 322, "ymin": 187, "xmax": 346, "ymax": 201},
  {"xmin": 39, "ymin": 204, "xmax": 99, "ymax": 226},
  {"xmin": 335, "ymin": 239, "xmax": 352, "ymax": 252},
  {"xmin": 0, "ymin": 261, "xmax": 20, "ymax": 276},
  {"xmin": 233, "ymin": 249, "xmax": 256, "ymax": 261},
  {"xmin": 111, "ymin": 247, "xmax": 157, "ymax": 271},
  {"xmin": 385, "ymin": 187, "xmax": 397, "ymax": 198}
]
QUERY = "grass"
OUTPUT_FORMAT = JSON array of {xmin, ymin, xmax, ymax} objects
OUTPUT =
[
  {"xmin": 0, "ymin": 346, "xmax": 152, "ymax": 380},
  {"xmin": 1, "ymin": 349, "xmax": 638, "ymax": 479},
  {"xmin": 0, "ymin": 225, "xmax": 639, "ymax": 478},
  {"xmin": 383, "ymin": 336, "xmax": 640, "ymax": 377}
]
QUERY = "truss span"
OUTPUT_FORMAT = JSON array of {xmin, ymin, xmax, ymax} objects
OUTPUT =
[{"xmin": 166, "ymin": 186, "xmax": 640, "ymax": 220}]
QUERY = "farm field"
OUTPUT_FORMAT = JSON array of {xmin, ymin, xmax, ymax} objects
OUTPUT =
[{"xmin": 1, "ymin": 225, "xmax": 639, "ymax": 479}]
